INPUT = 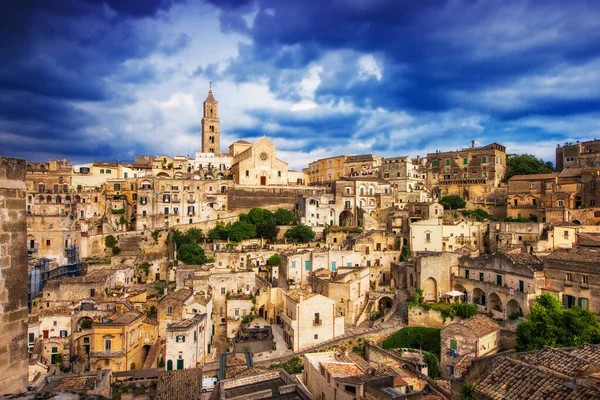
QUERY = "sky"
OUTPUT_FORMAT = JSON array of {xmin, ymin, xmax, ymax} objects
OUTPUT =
[{"xmin": 2, "ymin": 0, "xmax": 600, "ymax": 171}]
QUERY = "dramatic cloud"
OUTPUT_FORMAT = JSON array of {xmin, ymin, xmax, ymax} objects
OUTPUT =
[{"xmin": 2, "ymin": 0, "xmax": 600, "ymax": 169}]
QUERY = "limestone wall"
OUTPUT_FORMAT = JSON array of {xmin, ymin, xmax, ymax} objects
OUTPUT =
[
  {"xmin": 407, "ymin": 306, "xmax": 450, "ymax": 328},
  {"xmin": 0, "ymin": 157, "xmax": 28, "ymax": 395}
]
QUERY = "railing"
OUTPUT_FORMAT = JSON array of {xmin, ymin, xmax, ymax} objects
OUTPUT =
[{"xmin": 90, "ymin": 350, "xmax": 124, "ymax": 358}]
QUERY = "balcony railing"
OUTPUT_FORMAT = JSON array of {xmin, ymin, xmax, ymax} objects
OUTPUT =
[{"xmin": 90, "ymin": 350, "xmax": 124, "ymax": 359}]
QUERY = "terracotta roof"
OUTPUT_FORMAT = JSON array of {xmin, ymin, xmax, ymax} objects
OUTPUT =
[
  {"xmin": 475, "ymin": 357, "xmax": 600, "ymax": 399},
  {"xmin": 523, "ymin": 347, "xmax": 592, "ymax": 377},
  {"xmin": 503, "ymin": 252, "xmax": 543, "ymax": 269},
  {"xmin": 100, "ymin": 311, "xmax": 143, "ymax": 326},
  {"xmin": 461, "ymin": 315, "xmax": 500, "ymax": 337},
  {"xmin": 285, "ymin": 288, "xmax": 316, "ymax": 302},
  {"xmin": 156, "ymin": 368, "xmax": 203, "ymax": 400},
  {"xmin": 321, "ymin": 361, "xmax": 364, "ymax": 378},
  {"xmin": 159, "ymin": 288, "xmax": 193, "ymax": 304},
  {"xmin": 570, "ymin": 344, "xmax": 600, "ymax": 365},
  {"xmin": 559, "ymin": 168, "xmax": 583, "ymax": 178},
  {"xmin": 508, "ymin": 173, "xmax": 559, "ymax": 181},
  {"xmin": 545, "ymin": 246, "xmax": 600, "ymax": 264}
]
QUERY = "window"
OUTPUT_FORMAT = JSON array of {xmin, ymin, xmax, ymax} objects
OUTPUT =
[
  {"xmin": 291, "ymin": 261, "xmax": 296, "ymax": 268},
  {"xmin": 46, "ymin": 239, "xmax": 51, "ymax": 246},
  {"xmin": 221, "ymin": 287, "xmax": 226, "ymax": 295},
  {"xmin": 164, "ymin": 207, "xmax": 169, "ymax": 215},
  {"xmin": 591, "ymin": 200, "xmax": 596, "ymax": 207},
  {"xmin": 167, "ymin": 306, "xmax": 173, "ymax": 315},
  {"xmin": 130, "ymin": 330, "xmax": 134, "ymax": 345},
  {"xmin": 140, "ymin": 196, "xmax": 147, "ymax": 205},
  {"xmin": 100, "ymin": 169, "xmax": 105, "ymax": 174},
  {"xmin": 445, "ymin": 159, "xmax": 450, "ymax": 166},
  {"xmin": 496, "ymin": 274, "xmax": 502, "ymax": 286},
  {"xmin": 425, "ymin": 232, "xmax": 431, "ymax": 243},
  {"xmin": 479, "ymin": 272, "xmax": 484, "ymax": 282},
  {"xmin": 530, "ymin": 183, "xmax": 537, "ymax": 189},
  {"xmin": 331, "ymin": 262, "xmax": 336, "ymax": 272},
  {"xmin": 90, "ymin": 288, "xmax": 95, "ymax": 297},
  {"xmin": 519, "ymin": 280, "xmax": 524, "ymax": 292},
  {"xmin": 579, "ymin": 298, "xmax": 589, "ymax": 310},
  {"xmin": 114, "ymin": 183, "xmax": 121, "ymax": 191},
  {"xmin": 314, "ymin": 313, "xmax": 320, "ymax": 325},
  {"xmin": 29, "ymin": 333, "xmax": 34, "ymax": 343},
  {"xmin": 245, "ymin": 170, "xmax": 249, "ymax": 177},
  {"xmin": 432, "ymin": 160, "xmax": 439, "ymax": 167},
  {"xmin": 52, "ymin": 347, "xmax": 58, "ymax": 353},
  {"xmin": 345, "ymin": 200, "xmax": 351, "ymax": 208},
  {"xmin": 482, "ymin": 156, "xmax": 487, "ymax": 163},
  {"xmin": 465, "ymin": 269, "xmax": 470, "ymax": 279},
  {"xmin": 583, "ymin": 275, "xmax": 589, "ymax": 285},
  {"xmin": 106, "ymin": 169, "xmax": 111, "ymax": 174},
  {"xmin": 463, "ymin": 157, "xmax": 468, "ymax": 165},
  {"xmin": 176, "ymin": 335, "xmax": 186, "ymax": 343},
  {"xmin": 564, "ymin": 231, "xmax": 569, "ymax": 240},
  {"xmin": 60, "ymin": 330, "xmax": 67, "ymax": 338},
  {"xmin": 104, "ymin": 339, "xmax": 112, "ymax": 351},
  {"xmin": 450, "ymin": 340, "xmax": 458, "ymax": 350},
  {"xmin": 566, "ymin": 273, "xmax": 573, "ymax": 282}
]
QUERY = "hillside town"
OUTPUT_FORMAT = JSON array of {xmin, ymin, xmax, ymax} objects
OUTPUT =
[{"xmin": 4, "ymin": 88, "xmax": 600, "ymax": 400}]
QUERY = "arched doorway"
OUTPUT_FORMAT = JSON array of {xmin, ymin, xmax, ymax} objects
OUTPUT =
[
  {"xmin": 77, "ymin": 317, "xmax": 93, "ymax": 331},
  {"xmin": 488, "ymin": 293, "xmax": 502, "ymax": 315},
  {"xmin": 167, "ymin": 360, "xmax": 173, "ymax": 371},
  {"xmin": 506, "ymin": 299, "xmax": 521, "ymax": 318},
  {"xmin": 422, "ymin": 277, "xmax": 438, "ymax": 302},
  {"xmin": 472, "ymin": 288, "xmax": 486, "ymax": 307},
  {"xmin": 453, "ymin": 284, "xmax": 468, "ymax": 302},
  {"xmin": 378, "ymin": 296, "xmax": 393, "ymax": 313},
  {"xmin": 339, "ymin": 210, "xmax": 354, "ymax": 226}
]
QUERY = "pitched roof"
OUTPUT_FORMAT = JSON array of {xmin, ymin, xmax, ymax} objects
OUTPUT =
[
  {"xmin": 508, "ymin": 173, "xmax": 559, "ymax": 181},
  {"xmin": 205, "ymin": 89, "xmax": 216, "ymax": 103},
  {"xmin": 159, "ymin": 288, "xmax": 193, "ymax": 304},
  {"xmin": 475, "ymin": 357, "xmax": 600, "ymax": 399},
  {"xmin": 461, "ymin": 315, "xmax": 500, "ymax": 337},
  {"xmin": 570, "ymin": 344, "xmax": 600, "ymax": 365},
  {"xmin": 523, "ymin": 347, "xmax": 592, "ymax": 377},
  {"xmin": 285, "ymin": 288, "xmax": 316, "ymax": 302}
]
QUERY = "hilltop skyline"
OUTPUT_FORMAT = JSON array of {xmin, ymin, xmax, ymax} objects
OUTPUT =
[{"xmin": 2, "ymin": 0, "xmax": 600, "ymax": 170}]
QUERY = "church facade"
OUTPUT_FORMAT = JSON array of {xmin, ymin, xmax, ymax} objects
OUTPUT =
[{"xmin": 230, "ymin": 137, "xmax": 289, "ymax": 186}]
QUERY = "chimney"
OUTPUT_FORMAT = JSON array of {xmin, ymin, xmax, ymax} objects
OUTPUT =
[{"xmin": 471, "ymin": 140, "xmax": 475, "ymax": 148}]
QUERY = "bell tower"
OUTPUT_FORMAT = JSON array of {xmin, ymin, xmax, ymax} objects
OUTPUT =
[{"xmin": 201, "ymin": 84, "xmax": 220, "ymax": 154}]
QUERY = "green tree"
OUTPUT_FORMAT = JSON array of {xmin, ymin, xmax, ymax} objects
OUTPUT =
[
  {"xmin": 505, "ymin": 154, "xmax": 553, "ymax": 181},
  {"xmin": 268, "ymin": 254, "xmax": 282, "ymax": 266},
  {"xmin": 177, "ymin": 242, "xmax": 209, "ymax": 265},
  {"xmin": 208, "ymin": 222, "xmax": 229, "ymax": 241},
  {"xmin": 187, "ymin": 227, "xmax": 205, "ymax": 243},
  {"xmin": 227, "ymin": 220, "xmax": 257, "ymax": 242},
  {"xmin": 246, "ymin": 208, "xmax": 274, "ymax": 225},
  {"xmin": 105, "ymin": 235, "xmax": 117, "ymax": 248},
  {"xmin": 285, "ymin": 224, "xmax": 316, "ymax": 243},
  {"xmin": 273, "ymin": 208, "xmax": 295, "ymax": 225},
  {"xmin": 257, "ymin": 221, "xmax": 279, "ymax": 242},
  {"xmin": 172, "ymin": 229, "xmax": 191, "ymax": 247},
  {"xmin": 516, "ymin": 293, "xmax": 600, "ymax": 351},
  {"xmin": 440, "ymin": 195, "xmax": 466, "ymax": 210}
]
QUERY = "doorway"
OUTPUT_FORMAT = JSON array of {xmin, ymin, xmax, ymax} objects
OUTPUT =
[{"xmin": 260, "ymin": 176, "xmax": 266, "ymax": 185}]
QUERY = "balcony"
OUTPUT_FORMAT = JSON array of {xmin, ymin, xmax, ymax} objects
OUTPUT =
[
  {"xmin": 313, "ymin": 320, "xmax": 322, "ymax": 326},
  {"xmin": 508, "ymin": 204, "xmax": 538, "ymax": 209},
  {"xmin": 564, "ymin": 280, "xmax": 574, "ymax": 287},
  {"xmin": 280, "ymin": 313, "xmax": 296, "ymax": 328}
]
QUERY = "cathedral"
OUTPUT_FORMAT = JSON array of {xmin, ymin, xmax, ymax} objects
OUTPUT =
[{"xmin": 199, "ymin": 87, "xmax": 295, "ymax": 186}]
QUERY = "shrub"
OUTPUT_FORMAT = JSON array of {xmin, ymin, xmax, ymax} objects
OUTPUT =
[
  {"xmin": 268, "ymin": 254, "xmax": 282, "ymax": 266},
  {"xmin": 423, "ymin": 352, "xmax": 440, "ymax": 378},
  {"xmin": 105, "ymin": 235, "xmax": 117, "ymax": 248},
  {"xmin": 285, "ymin": 224, "xmax": 316, "ymax": 243},
  {"xmin": 111, "ymin": 208, "xmax": 126, "ymax": 214},
  {"xmin": 440, "ymin": 302, "xmax": 478, "ymax": 323},
  {"xmin": 112, "ymin": 246, "xmax": 121, "ymax": 255},
  {"xmin": 382, "ymin": 327, "xmax": 441, "ymax": 358},
  {"xmin": 269, "ymin": 357, "xmax": 303, "ymax": 374},
  {"xmin": 440, "ymin": 195, "xmax": 466, "ymax": 210}
]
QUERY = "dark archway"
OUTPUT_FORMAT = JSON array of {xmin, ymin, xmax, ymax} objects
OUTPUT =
[{"xmin": 339, "ymin": 210, "xmax": 354, "ymax": 227}]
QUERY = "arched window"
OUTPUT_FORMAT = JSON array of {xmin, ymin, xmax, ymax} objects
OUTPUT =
[
  {"xmin": 63, "ymin": 184, "xmax": 68, "ymax": 193},
  {"xmin": 53, "ymin": 183, "xmax": 59, "ymax": 194},
  {"xmin": 38, "ymin": 183, "xmax": 45, "ymax": 193},
  {"xmin": 56, "ymin": 195, "xmax": 62, "ymax": 204}
]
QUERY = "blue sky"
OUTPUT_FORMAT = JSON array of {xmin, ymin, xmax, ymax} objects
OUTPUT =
[{"xmin": 2, "ymin": 0, "xmax": 600, "ymax": 170}]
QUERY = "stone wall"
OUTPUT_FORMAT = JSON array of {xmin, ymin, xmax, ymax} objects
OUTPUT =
[
  {"xmin": 0, "ymin": 157, "xmax": 29, "ymax": 395},
  {"xmin": 228, "ymin": 187, "xmax": 323, "ymax": 211},
  {"xmin": 407, "ymin": 306, "xmax": 449, "ymax": 328}
]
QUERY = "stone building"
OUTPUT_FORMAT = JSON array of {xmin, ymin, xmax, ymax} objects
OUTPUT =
[
  {"xmin": 440, "ymin": 315, "xmax": 500, "ymax": 379},
  {"xmin": 201, "ymin": 87, "xmax": 220, "ymax": 154},
  {"xmin": 89, "ymin": 310, "xmax": 158, "ymax": 372},
  {"xmin": 165, "ymin": 313, "xmax": 208, "ymax": 370},
  {"xmin": 380, "ymin": 156, "xmax": 431, "ymax": 204},
  {"xmin": 333, "ymin": 177, "xmax": 393, "ymax": 228},
  {"xmin": 279, "ymin": 288, "xmax": 344, "ymax": 351},
  {"xmin": 212, "ymin": 369, "xmax": 313, "ymax": 400},
  {"xmin": 489, "ymin": 221, "xmax": 547, "ymax": 253},
  {"xmin": 426, "ymin": 142, "xmax": 506, "ymax": 202},
  {"xmin": 543, "ymin": 233, "xmax": 600, "ymax": 314},
  {"xmin": 506, "ymin": 173, "xmax": 559, "ymax": 222},
  {"xmin": 307, "ymin": 155, "xmax": 346, "ymax": 186},
  {"xmin": 230, "ymin": 137, "xmax": 289, "ymax": 186},
  {"xmin": 0, "ymin": 157, "xmax": 29, "ymax": 395},
  {"xmin": 454, "ymin": 252, "xmax": 543, "ymax": 319},
  {"xmin": 409, "ymin": 218, "xmax": 486, "ymax": 254},
  {"xmin": 556, "ymin": 139, "xmax": 600, "ymax": 171},
  {"xmin": 311, "ymin": 266, "xmax": 369, "ymax": 324},
  {"xmin": 344, "ymin": 154, "xmax": 382, "ymax": 177}
]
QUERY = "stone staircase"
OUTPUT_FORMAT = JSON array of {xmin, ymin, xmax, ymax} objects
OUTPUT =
[
  {"xmin": 118, "ymin": 235, "xmax": 144, "ymax": 257},
  {"xmin": 142, "ymin": 340, "xmax": 162, "ymax": 369},
  {"xmin": 391, "ymin": 289, "xmax": 409, "ymax": 324}
]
